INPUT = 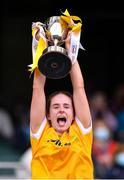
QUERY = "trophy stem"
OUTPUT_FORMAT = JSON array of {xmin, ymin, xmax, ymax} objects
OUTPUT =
[{"xmin": 54, "ymin": 39, "xmax": 59, "ymax": 46}]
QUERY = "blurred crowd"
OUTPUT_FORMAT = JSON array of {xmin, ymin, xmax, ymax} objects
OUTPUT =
[
  {"xmin": 90, "ymin": 83, "xmax": 124, "ymax": 178},
  {"xmin": 0, "ymin": 83, "xmax": 124, "ymax": 178}
]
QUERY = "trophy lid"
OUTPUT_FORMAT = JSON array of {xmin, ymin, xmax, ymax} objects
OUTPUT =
[{"xmin": 45, "ymin": 16, "xmax": 68, "ymax": 43}]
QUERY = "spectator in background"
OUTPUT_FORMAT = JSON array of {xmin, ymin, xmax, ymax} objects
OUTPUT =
[
  {"xmin": 92, "ymin": 114, "xmax": 118, "ymax": 179},
  {"xmin": 15, "ymin": 147, "xmax": 32, "ymax": 178},
  {"xmin": 107, "ymin": 139, "xmax": 124, "ymax": 178},
  {"xmin": 89, "ymin": 91, "xmax": 118, "ymax": 131},
  {"xmin": 13, "ymin": 103, "xmax": 30, "ymax": 153},
  {"xmin": 112, "ymin": 84, "xmax": 124, "ymax": 135},
  {"xmin": 0, "ymin": 107, "xmax": 15, "ymax": 141}
]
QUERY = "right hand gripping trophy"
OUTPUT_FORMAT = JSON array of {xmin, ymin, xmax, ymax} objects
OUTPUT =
[{"xmin": 30, "ymin": 10, "xmax": 84, "ymax": 79}]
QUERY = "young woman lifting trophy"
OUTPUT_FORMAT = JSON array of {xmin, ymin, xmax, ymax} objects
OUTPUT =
[{"xmin": 29, "ymin": 9, "xmax": 94, "ymax": 179}]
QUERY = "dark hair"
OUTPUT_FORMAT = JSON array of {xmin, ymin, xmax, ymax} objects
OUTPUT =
[{"xmin": 46, "ymin": 91, "xmax": 75, "ymax": 116}]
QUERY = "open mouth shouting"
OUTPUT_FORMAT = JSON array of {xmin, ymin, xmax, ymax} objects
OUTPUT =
[{"xmin": 57, "ymin": 116, "xmax": 67, "ymax": 127}]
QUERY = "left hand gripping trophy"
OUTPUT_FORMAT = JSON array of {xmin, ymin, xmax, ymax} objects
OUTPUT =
[{"xmin": 28, "ymin": 9, "xmax": 84, "ymax": 79}]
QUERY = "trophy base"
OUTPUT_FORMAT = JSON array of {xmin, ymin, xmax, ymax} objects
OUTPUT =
[{"xmin": 38, "ymin": 47, "xmax": 72, "ymax": 79}]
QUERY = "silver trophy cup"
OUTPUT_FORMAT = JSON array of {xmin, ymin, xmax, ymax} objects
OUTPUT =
[{"xmin": 38, "ymin": 16, "xmax": 72, "ymax": 79}]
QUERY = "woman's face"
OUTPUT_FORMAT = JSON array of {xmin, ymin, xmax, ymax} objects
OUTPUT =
[{"xmin": 47, "ymin": 93, "xmax": 74, "ymax": 134}]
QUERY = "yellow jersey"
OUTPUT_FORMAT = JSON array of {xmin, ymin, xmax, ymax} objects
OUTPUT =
[{"xmin": 30, "ymin": 117, "xmax": 94, "ymax": 179}]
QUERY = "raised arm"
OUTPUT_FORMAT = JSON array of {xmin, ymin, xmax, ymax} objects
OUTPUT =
[
  {"xmin": 70, "ymin": 61, "xmax": 92, "ymax": 128},
  {"xmin": 30, "ymin": 68, "xmax": 46, "ymax": 133}
]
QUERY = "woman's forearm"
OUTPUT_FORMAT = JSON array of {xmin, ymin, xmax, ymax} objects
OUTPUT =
[{"xmin": 70, "ymin": 61, "xmax": 84, "ymax": 90}]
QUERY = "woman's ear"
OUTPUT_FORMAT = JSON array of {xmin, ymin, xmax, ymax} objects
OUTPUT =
[
  {"xmin": 47, "ymin": 114, "xmax": 51, "ymax": 126},
  {"xmin": 46, "ymin": 113, "xmax": 50, "ymax": 120}
]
